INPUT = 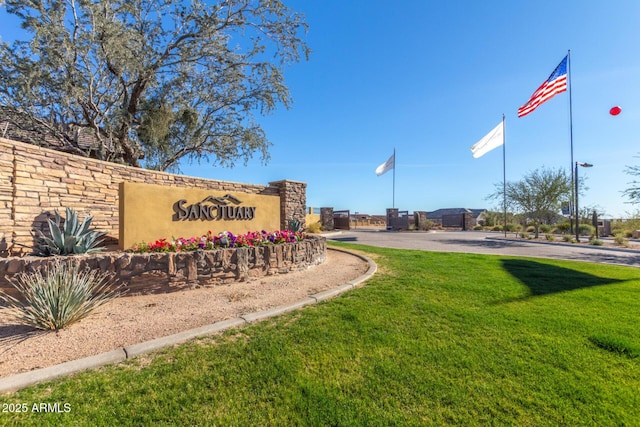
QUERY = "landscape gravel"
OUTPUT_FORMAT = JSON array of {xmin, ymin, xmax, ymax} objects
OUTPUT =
[{"xmin": 0, "ymin": 248, "xmax": 368, "ymax": 378}]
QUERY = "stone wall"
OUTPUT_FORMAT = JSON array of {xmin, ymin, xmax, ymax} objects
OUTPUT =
[
  {"xmin": 320, "ymin": 207, "xmax": 334, "ymax": 231},
  {"xmin": 0, "ymin": 137, "xmax": 306, "ymax": 256},
  {"xmin": 0, "ymin": 237, "xmax": 326, "ymax": 301},
  {"xmin": 414, "ymin": 211, "xmax": 433, "ymax": 230},
  {"xmin": 269, "ymin": 180, "xmax": 307, "ymax": 229}
]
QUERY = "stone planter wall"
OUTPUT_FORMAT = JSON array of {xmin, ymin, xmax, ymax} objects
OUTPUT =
[
  {"xmin": 0, "ymin": 137, "xmax": 307, "ymax": 257},
  {"xmin": 0, "ymin": 237, "xmax": 326, "ymax": 302}
]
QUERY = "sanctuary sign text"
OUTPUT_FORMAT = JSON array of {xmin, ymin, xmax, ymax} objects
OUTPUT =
[{"xmin": 173, "ymin": 195, "xmax": 257, "ymax": 221}]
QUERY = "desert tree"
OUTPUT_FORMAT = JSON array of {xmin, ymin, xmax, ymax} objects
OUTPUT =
[
  {"xmin": 480, "ymin": 209, "xmax": 516, "ymax": 229},
  {"xmin": 488, "ymin": 167, "xmax": 572, "ymax": 238},
  {"xmin": 623, "ymin": 157, "xmax": 640, "ymax": 206},
  {"xmin": 0, "ymin": 0, "xmax": 309, "ymax": 171}
]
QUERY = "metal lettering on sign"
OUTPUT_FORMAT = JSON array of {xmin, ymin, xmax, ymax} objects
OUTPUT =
[{"xmin": 173, "ymin": 195, "xmax": 257, "ymax": 221}]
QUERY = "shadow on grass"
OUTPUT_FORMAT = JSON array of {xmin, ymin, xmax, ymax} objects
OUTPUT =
[
  {"xmin": 589, "ymin": 335, "xmax": 640, "ymax": 359},
  {"xmin": 500, "ymin": 259, "xmax": 627, "ymax": 299},
  {"xmin": 441, "ymin": 239, "xmax": 530, "ymax": 248}
]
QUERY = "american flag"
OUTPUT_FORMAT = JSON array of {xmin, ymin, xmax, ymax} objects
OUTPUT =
[{"xmin": 517, "ymin": 55, "xmax": 568, "ymax": 118}]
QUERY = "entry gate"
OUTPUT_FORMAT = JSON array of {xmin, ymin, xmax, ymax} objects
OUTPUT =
[
  {"xmin": 442, "ymin": 214, "xmax": 463, "ymax": 228},
  {"xmin": 442, "ymin": 213, "xmax": 469, "ymax": 230},
  {"xmin": 333, "ymin": 210, "xmax": 351, "ymax": 230},
  {"xmin": 386, "ymin": 209, "xmax": 410, "ymax": 230}
]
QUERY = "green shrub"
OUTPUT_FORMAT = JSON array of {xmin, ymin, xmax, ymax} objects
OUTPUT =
[
  {"xmin": 473, "ymin": 225, "xmax": 483, "ymax": 231},
  {"xmin": 504, "ymin": 223, "xmax": 519, "ymax": 232},
  {"xmin": 562, "ymin": 235, "xmax": 573, "ymax": 243},
  {"xmin": 545, "ymin": 234, "xmax": 555, "ymax": 241},
  {"xmin": 526, "ymin": 226, "xmax": 535, "ymax": 233},
  {"xmin": 611, "ymin": 216, "xmax": 640, "ymax": 238},
  {"xmin": 589, "ymin": 238, "xmax": 604, "ymax": 246},
  {"xmin": 306, "ymin": 221, "xmax": 322, "ymax": 234},
  {"xmin": 0, "ymin": 261, "xmax": 120, "ymax": 331},
  {"xmin": 519, "ymin": 232, "xmax": 530, "ymax": 239},
  {"xmin": 578, "ymin": 224, "xmax": 595, "ymax": 237},
  {"xmin": 610, "ymin": 225, "xmax": 623, "ymax": 237},
  {"xmin": 539, "ymin": 224, "xmax": 552, "ymax": 233},
  {"xmin": 35, "ymin": 208, "xmax": 106, "ymax": 256},
  {"xmin": 614, "ymin": 233, "xmax": 629, "ymax": 247},
  {"xmin": 425, "ymin": 219, "xmax": 437, "ymax": 230},
  {"xmin": 554, "ymin": 221, "xmax": 571, "ymax": 233},
  {"xmin": 492, "ymin": 226, "xmax": 502, "ymax": 232}
]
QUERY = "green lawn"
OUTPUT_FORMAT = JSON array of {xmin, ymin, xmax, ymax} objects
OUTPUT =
[{"xmin": 3, "ymin": 242, "xmax": 640, "ymax": 426}]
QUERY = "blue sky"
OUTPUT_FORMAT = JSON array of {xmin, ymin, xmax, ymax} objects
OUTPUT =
[{"xmin": 2, "ymin": 1, "xmax": 640, "ymax": 218}]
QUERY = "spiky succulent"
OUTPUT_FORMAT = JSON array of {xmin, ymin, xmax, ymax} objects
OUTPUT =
[
  {"xmin": 35, "ymin": 208, "xmax": 106, "ymax": 256},
  {"xmin": 0, "ymin": 260, "xmax": 120, "ymax": 330},
  {"xmin": 286, "ymin": 218, "xmax": 304, "ymax": 232}
]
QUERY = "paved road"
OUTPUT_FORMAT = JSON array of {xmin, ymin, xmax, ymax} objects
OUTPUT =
[{"xmin": 327, "ymin": 229, "xmax": 640, "ymax": 267}]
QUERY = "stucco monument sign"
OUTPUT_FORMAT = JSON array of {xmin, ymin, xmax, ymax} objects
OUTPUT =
[{"xmin": 119, "ymin": 182, "xmax": 280, "ymax": 249}]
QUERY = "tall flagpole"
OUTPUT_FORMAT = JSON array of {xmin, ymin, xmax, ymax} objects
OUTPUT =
[
  {"xmin": 502, "ymin": 114, "xmax": 507, "ymax": 238},
  {"xmin": 568, "ymin": 49, "xmax": 575, "ymax": 233},
  {"xmin": 392, "ymin": 147, "xmax": 396, "ymax": 208}
]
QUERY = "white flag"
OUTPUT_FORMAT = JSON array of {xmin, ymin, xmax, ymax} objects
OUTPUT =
[
  {"xmin": 375, "ymin": 153, "xmax": 395, "ymax": 176},
  {"xmin": 470, "ymin": 121, "xmax": 504, "ymax": 158}
]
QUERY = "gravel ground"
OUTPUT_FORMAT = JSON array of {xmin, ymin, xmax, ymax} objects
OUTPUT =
[{"xmin": 0, "ymin": 249, "xmax": 369, "ymax": 379}]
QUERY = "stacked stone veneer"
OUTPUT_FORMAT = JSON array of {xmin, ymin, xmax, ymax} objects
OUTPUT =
[
  {"xmin": 320, "ymin": 207, "xmax": 334, "ymax": 230},
  {"xmin": 272, "ymin": 179, "xmax": 307, "ymax": 230},
  {"xmin": 0, "ymin": 237, "xmax": 326, "ymax": 301},
  {"xmin": 0, "ymin": 137, "xmax": 307, "ymax": 257}
]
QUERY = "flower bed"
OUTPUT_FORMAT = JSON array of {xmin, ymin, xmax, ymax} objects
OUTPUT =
[
  {"xmin": 131, "ymin": 230, "xmax": 306, "ymax": 253},
  {"xmin": 0, "ymin": 235, "xmax": 326, "ymax": 302}
]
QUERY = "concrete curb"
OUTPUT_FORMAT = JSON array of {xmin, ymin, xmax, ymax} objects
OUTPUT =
[
  {"xmin": 319, "ymin": 231, "xmax": 343, "ymax": 237},
  {"xmin": 241, "ymin": 298, "xmax": 317, "ymax": 323},
  {"xmin": 0, "ymin": 350, "xmax": 126, "ymax": 394},
  {"xmin": 0, "ymin": 247, "xmax": 377, "ymax": 394},
  {"xmin": 485, "ymin": 236, "xmax": 640, "ymax": 254},
  {"xmin": 312, "ymin": 284, "xmax": 355, "ymax": 302},
  {"xmin": 124, "ymin": 318, "xmax": 247, "ymax": 359}
]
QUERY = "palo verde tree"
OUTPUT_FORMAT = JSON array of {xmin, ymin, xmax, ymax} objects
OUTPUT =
[
  {"xmin": 488, "ymin": 167, "xmax": 572, "ymax": 238},
  {"xmin": 623, "ymin": 156, "xmax": 640, "ymax": 205},
  {"xmin": 0, "ymin": 0, "xmax": 309, "ymax": 171},
  {"xmin": 481, "ymin": 208, "xmax": 516, "ymax": 229}
]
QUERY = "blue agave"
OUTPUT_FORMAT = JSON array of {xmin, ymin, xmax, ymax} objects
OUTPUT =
[
  {"xmin": 35, "ymin": 208, "xmax": 106, "ymax": 256},
  {"xmin": 286, "ymin": 218, "xmax": 304, "ymax": 232}
]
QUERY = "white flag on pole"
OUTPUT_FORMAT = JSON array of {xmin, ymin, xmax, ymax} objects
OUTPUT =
[
  {"xmin": 470, "ymin": 121, "xmax": 504, "ymax": 158},
  {"xmin": 375, "ymin": 153, "xmax": 395, "ymax": 176}
]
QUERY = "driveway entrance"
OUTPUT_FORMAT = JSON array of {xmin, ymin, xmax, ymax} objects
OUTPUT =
[{"xmin": 328, "ymin": 230, "xmax": 640, "ymax": 267}]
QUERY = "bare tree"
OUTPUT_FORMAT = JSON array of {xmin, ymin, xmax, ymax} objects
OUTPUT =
[{"xmin": 0, "ymin": 0, "xmax": 309, "ymax": 171}]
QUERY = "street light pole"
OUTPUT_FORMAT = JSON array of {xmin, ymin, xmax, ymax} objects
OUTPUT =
[{"xmin": 575, "ymin": 161, "xmax": 593, "ymax": 242}]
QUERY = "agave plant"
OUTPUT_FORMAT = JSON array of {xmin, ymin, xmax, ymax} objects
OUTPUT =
[
  {"xmin": 0, "ymin": 260, "xmax": 120, "ymax": 331},
  {"xmin": 286, "ymin": 218, "xmax": 304, "ymax": 232},
  {"xmin": 35, "ymin": 208, "xmax": 106, "ymax": 256}
]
